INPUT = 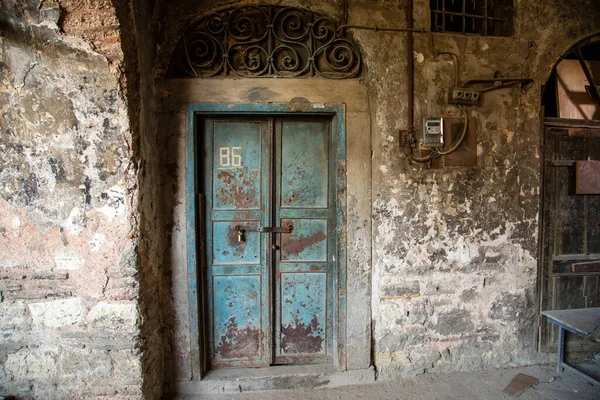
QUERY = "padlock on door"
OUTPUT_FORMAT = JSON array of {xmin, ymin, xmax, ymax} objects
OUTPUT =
[{"xmin": 235, "ymin": 226, "xmax": 245, "ymax": 243}]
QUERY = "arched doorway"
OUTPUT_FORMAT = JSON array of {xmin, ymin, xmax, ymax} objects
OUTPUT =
[
  {"xmin": 539, "ymin": 33, "xmax": 600, "ymax": 353},
  {"xmin": 161, "ymin": 5, "xmax": 373, "ymax": 387}
]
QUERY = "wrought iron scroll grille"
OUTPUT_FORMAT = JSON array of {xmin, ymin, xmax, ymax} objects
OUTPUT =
[{"xmin": 171, "ymin": 6, "xmax": 362, "ymax": 79}]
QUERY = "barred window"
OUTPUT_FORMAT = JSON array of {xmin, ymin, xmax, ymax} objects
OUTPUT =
[{"xmin": 430, "ymin": 0, "xmax": 514, "ymax": 36}]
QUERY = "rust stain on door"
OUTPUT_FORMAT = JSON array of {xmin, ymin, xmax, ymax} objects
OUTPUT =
[
  {"xmin": 282, "ymin": 231, "xmax": 327, "ymax": 255},
  {"xmin": 216, "ymin": 317, "xmax": 261, "ymax": 359},
  {"xmin": 281, "ymin": 315, "xmax": 324, "ymax": 353}
]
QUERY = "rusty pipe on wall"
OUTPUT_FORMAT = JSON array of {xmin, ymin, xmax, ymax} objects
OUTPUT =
[
  {"xmin": 407, "ymin": 0, "xmax": 414, "ymax": 135},
  {"xmin": 336, "ymin": 24, "xmax": 429, "ymax": 35},
  {"xmin": 340, "ymin": 0, "xmax": 433, "ymax": 163},
  {"xmin": 403, "ymin": 0, "xmax": 436, "ymax": 163},
  {"xmin": 462, "ymin": 77, "xmax": 533, "ymax": 87}
]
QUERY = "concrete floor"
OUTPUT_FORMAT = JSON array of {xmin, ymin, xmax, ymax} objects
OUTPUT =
[{"xmin": 182, "ymin": 363, "xmax": 600, "ymax": 400}]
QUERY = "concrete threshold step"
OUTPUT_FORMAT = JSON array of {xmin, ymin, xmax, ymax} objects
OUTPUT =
[{"xmin": 174, "ymin": 364, "xmax": 375, "ymax": 397}]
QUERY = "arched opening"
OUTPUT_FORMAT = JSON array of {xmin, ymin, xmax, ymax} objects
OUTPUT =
[
  {"xmin": 542, "ymin": 33, "xmax": 600, "ymax": 119},
  {"xmin": 538, "ymin": 33, "xmax": 600, "ymax": 374},
  {"xmin": 158, "ymin": 3, "xmax": 373, "ymax": 392},
  {"xmin": 167, "ymin": 4, "xmax": 362, "ymax": 79}
]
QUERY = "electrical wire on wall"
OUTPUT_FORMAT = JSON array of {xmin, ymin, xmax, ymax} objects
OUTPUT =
[
  {"xmin": 431, "ymin": 107, "xmax": 468, "ymax": 156},
  {"xmin": 339, "ymin": 0, "xmax": 532, "ymax": 166},
  {"xmin": 436, "ymin": 51, "xmax": 460, "ymax": 87},
  {"xmin": 404, "ymin": 140, "xmax": 439, "ymax": 163},
  {"xmin": 403, "ymin": 106, "xmax": 469, "ymax": 164}
]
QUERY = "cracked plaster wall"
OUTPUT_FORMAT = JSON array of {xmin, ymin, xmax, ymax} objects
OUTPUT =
[
  {"xmin": 361, "ymin": 0, "xmax": 600, "ymax": 378},
  {"xmin": 156, "ymin": 0, "xmax": 600, "ymax": 383},
  {"xmin": 0, "ymin": 0, "xmax": 148, "ymax": 398},
  {"xmin": 125, "ymin": 0, "xmax": 600, "ymax": 387},
  {"xmin": 1, "ymin": 0, "xmax": 600, "ymax": 398}
]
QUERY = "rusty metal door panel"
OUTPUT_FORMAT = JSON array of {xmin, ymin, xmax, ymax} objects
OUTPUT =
[
  {"xmin": 202, "ymin": 115, "xmax": 335, "ymax": 369},
  {"xmin": 212, "ymin": 274, "xmax": 263, "ymax": 366},
  {"xmin": 212, "ymin": 221, "xmax": 261, "ymax": 265},
  {"xmin": 280, "ymin": 219, "xmax": 329, "ymax": 261},
  {"xmin": 212, "ymin": 121, "xmax": 263, "ymax": 210},
  {"xmin": 203, "ymin": 117, "xmax": 271, "ymax": 368},
  {"xmin": 278, "ymin": 271, "xmax": 328, "ymax": 357},
  {"xmin": 279, "ymin": 120, "xmax": 330, "ymax": 208},
  {"xmin": 274, "ymin": 119, "xmax": 334, "ymax": 364}
]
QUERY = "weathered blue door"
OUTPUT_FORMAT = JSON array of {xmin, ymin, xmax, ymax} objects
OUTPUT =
[{"xmin": 201, "ymin": 116, "xmax": 335, "ymax": 369}]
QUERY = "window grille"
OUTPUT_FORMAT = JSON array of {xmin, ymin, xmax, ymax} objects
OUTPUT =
[
  {"xmin": 430, "ymin": 0, "xmax": 513, "ymax": 36},
  {"xmin": 170, "ymin": 5, "xmax": 362, "ymax": 79}
]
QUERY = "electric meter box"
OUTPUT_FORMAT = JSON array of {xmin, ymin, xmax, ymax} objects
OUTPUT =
[{"xmin": 423, "ymin": 117, "xmax": 444, "ymax": 148}]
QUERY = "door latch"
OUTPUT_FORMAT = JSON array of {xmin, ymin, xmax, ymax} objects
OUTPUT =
[{"xmin": 234, "ymin": 222, "xmax": 293, "ymax": 243}]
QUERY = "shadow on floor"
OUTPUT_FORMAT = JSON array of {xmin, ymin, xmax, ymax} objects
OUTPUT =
[{"xmin": 177, "ymin": 362, "xmax": 600, "ymax": 400}]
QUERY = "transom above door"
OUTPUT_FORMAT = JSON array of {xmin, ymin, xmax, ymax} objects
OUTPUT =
[{"xmin": 199, "ymin": 114, "xmax": 341, "ymax": 369}]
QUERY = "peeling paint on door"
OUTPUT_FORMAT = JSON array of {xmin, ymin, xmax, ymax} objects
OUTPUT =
[{"xmin": 202, "ymin": 115, "xmax": 338, "ymax": 369}]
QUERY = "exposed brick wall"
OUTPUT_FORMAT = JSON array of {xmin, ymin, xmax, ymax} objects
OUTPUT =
[{"xmin": 58, "ymin": 0, "xmax": 123, "ymax": 61}]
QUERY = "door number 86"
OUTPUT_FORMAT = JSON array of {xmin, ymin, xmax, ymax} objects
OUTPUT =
[{"xmin": 219, "ymin": 147, "xmax": 242, "ymax": 167}]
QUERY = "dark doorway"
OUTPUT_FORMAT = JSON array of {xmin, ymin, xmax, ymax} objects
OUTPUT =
[{"xmin": 539, "ymin": 33, "xmax": 600, "ymax": 352}]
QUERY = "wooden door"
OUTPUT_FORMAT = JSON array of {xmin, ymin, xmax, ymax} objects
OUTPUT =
[
  {"xmin": 539, "ymin": 118, "xmax": 600, "ymax": 351},
  {"xmin": 273, "ymin": 118, "xmax": 334, "ymax": 364},
  {"xmin": 201, "ymin": 115, "xmax": 335, "ymax": 369}
]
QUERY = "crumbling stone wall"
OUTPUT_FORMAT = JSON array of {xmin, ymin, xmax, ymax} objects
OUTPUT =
[
  {"xmin": 117, "ymin": 0, "xmax": 169, "ymax": 397},
  {"xmin": 1, "ymin": 0, "xmax": 600, "ymax": 398},
  {"xmin": 0, "ymin": 0, "xmax": 145, "ymax": 398},
  {"xmin": 156, "ymin": 0, "xmax": 600, "ymax": 387},
  {"xmin": 362, "ymin": 0, "xmax": 600, "ymax": 378}
]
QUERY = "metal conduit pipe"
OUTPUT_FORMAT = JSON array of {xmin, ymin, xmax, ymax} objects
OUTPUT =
[
  {"xmin": 407, "ymin": 0, "xmax": 414, "ymax": 135},
  {"xmin": 462, "ymin": 78, "xmax": 533, "ymax": 86},
  {"xmin": 340, "ymin": 0, "xmax": 433, "ymax": 163},
  {"xmin": 336, "ymin": 24, "xmax": 429, "ymax": 35},
  {"xmin": 403, "ymin": 0, "xmax": 437, "ymax": 163}
]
